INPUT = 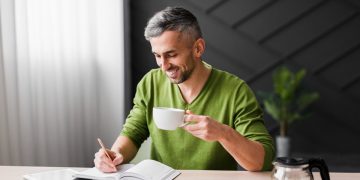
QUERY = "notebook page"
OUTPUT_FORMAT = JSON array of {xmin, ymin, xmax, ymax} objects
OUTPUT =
[
  {"xmin": 124, "ymin": 159, "xmax": 176, "ymax": 180},
  {"xmin": 23, "ymin": 169, "xmax": 78, "ymax": 180},
  {"xmin": 73, "ymin": 164, "xmax": 134, "ymax": 180}
]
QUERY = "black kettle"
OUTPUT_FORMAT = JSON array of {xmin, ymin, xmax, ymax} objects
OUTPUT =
[{"xmin": 271, "ymin": 157, "xmax": 330, "ymax": 180}]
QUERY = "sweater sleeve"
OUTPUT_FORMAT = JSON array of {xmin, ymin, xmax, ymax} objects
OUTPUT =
[
  {"xmin": 120, "ymin": 76, "xmax": 150, "ymax": 149},
  {"xmin": 234, "ymin": 82, "xmax": 275, "ymax": 171}
]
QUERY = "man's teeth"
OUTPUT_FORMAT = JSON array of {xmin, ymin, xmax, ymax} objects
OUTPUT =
[{"xmin": 168, "ymin": 69, "xmax": 177, "ymax": 76}]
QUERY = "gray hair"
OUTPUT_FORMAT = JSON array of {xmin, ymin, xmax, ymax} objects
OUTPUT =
[{"xmin": 144, "ymin": 7, "xmax": 202, "ymax": 42}]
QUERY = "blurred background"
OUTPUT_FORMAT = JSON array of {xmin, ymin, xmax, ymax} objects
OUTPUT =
[{"xmin": 1, "ymin": 0, "xmax": 360, "ymax": 172}]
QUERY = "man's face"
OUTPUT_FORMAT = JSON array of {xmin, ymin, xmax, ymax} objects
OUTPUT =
[{"xmin": 150, "ymin": 31, "xmax": 196, "ymax": 84}]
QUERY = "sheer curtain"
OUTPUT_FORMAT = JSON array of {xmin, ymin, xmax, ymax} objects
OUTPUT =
[{"xmin": 0, "ymin": 0, "xmax": 125, "ymax": 166}]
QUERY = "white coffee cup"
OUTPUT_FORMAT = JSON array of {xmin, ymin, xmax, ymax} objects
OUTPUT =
[{"xmin": 152, "ymin": 107, "xmax": 186, "ymax": 130}]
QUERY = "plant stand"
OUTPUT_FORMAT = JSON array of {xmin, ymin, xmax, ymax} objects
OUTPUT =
[{"xmin": 276, "ymin": 136, "xmax": 290, "ymax": 157}]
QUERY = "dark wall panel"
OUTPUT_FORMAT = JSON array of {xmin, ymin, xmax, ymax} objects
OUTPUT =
[
  {"xmin": 292, "ymin": 16, "xmax": 360, "ymax": 73},
  {"xmin": 211, "ymin": 0, "xmax": 272, "ymax": 26},
  {"xmin": 129, "ymin": 0, "xmax": 360, "ymax": 171},
  {"xmin": 186, "ymin": 0, "xmax": 222, "ymax": 12},
  {"xmin": 238, "ymin": 0, "xmax": 323, "ymax": 41},
  {"xmin": 264, "ymin": 0, "xmax": 357, "ymax": 56},
  {"xmin": 203, "ymin": 44, "xmax": 253, "ymax": 80},
  {"xmin": 195, "ymin": 6, "xmax": 278, "ymax": 74},
  {"xmin": 320, "ymin": 49, "xmax": 360, "ymax": 89},
  {"xmin": 347, "ymin": 79, "xmax": 360, "ymax": 100}
]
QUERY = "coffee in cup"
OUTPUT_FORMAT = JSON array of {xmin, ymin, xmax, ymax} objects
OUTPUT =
[{"xmin": 152, "ymin": 107, "xmax": 186, "ymax": 130}]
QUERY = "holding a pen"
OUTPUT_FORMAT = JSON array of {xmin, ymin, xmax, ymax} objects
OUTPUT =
[{"xmin": 95, "ymin": 138, "xmax": 124, "ymax": 172}]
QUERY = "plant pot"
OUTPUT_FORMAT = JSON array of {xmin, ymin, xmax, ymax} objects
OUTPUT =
[{"xmin": 276, "ymin": 136, "xmax": 290, "ymax": 157}]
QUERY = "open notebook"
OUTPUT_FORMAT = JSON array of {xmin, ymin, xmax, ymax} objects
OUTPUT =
[
  {"xmin": 73, "ymin": 159, "xmax": 180, "ymax": 180},
  {"xmin": 23, "ymin": 169, "xmax": 78, "ymax": 180}
]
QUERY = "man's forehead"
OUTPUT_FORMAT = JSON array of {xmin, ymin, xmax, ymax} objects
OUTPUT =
[
  {"xmin": 152, "ymin": 48, "xmax": 176, "ymax": 54},
  {"xmin": 150, "ymin": 31, "xmax": 192, "ymax": 54},
  {"xmin": 150, "ymin": 35, "xmax": 180, "ymax": 53}
]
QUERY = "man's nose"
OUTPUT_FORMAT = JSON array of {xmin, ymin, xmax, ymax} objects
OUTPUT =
[{"xmin": 159, "ymin": 58, "xmax": 170, "ymax": 71}]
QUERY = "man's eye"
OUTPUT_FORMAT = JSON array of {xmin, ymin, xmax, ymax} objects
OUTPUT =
[{"xmin": 168, "ymin": 54, "xmax": 176, "ymax": 58}]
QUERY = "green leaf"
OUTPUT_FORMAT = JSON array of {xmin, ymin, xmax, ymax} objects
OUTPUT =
[
  {"xmin": 273, "ymin": 67, "xmax": 292, "ymax": 101},
  {"xmin": 295, "ymin": 69, "xmax": 306, "ymax": 88},
  {"xmin": 273, "ymin": 67, "xmax": 305, "ymax": 103},
  {"xmin": 288, "ymin": 112, "xmax": 302, "ymax": 123},
  {"xmin": 297, "ymin": 92, "xmax": 319, "ymax": 111},
  {"xmin": 264, "ymin": 98, "xmax": 281, "ymax": 122}
]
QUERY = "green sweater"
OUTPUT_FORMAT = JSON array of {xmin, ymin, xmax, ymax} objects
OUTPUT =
[{"xmin": 121, "ymin": 64, "xmax": 275, "ymax": 170}]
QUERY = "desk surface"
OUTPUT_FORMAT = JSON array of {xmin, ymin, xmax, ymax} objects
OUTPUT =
[{"xmin": 1, "ymin": 165, "xmax": 360, "ymax": 180}]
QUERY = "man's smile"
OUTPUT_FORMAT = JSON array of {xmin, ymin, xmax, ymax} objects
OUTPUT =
[{"xmin": 166, "ymin": 67, "xmax": 179, "ymax": 79}]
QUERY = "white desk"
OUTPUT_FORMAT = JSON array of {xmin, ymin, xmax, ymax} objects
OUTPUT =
[{"xmin": 1, "ymin": 166, "xmax": 360, "ymax": 180}]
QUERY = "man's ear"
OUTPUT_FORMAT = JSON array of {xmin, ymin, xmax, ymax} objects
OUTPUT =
[{"xmin": 194, "ymin": 38, "xmax": 205, "ymax": 58}]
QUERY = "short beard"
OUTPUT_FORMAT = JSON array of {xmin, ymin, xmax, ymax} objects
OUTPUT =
[{"xmin": 170, "ymin": 66, "xmax": 194, "ymax": 84}]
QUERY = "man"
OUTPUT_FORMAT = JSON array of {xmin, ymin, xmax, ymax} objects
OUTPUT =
[{"xmin": 94, "ymin": 6, "xmax": 274, "ymax": 172}]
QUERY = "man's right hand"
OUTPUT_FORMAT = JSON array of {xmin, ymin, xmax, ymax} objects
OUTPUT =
[{"xmin": 94, "ymin": 148, "xmax": 124, "ymax": 173}]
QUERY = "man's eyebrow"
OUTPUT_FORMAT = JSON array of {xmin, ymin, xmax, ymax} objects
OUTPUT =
[{"xmin": 152, "ymin": 50, "xmax": 176, "ymax": 54}]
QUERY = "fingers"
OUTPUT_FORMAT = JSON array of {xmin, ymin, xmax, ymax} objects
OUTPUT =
[
  {"xmin": 185, "ymin": 127, "xmax": 204, "ymax": 136},
  {"xmin": 112, "ymin": 152, "xmax": 124, "ymax": 166},
  {"xmin": 185, "ymin": 110, "xmax": 193, "ymax": 114},
  {"xmin": 184, "ymin": 126, "xmax": 210, "ymax": 141},
  {"xmin": 184, "ymin": 114, "xmax": 202, "ymax": 123},
  {"xmin": 182, "ymin": 115, "xmax": 224, "ymax": 142},
  {"xmin": 107, "ymin": 149, "xmax": 117, "ymax": 161},
  {"xmin": 94, "ymin": 149, "xmax": 118, "ymax": 172},
  {"xmin": 183, "ymin": 116, "xmax": 206, "ymax": 135},
  {"xmin": 184, "ymin": 123, "xmax": 202, "ymax": 131}
]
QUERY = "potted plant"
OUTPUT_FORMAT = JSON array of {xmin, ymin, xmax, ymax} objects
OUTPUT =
[{"xmin": 258, "ymin": 66, "xmax": 319, "ymax": 157}]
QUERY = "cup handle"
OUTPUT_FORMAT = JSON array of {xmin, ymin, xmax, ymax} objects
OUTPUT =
[
  {"xmin": 179, "ymin": 115, "xmax": 189, "ymax": 127},
  {"xmin": 179, "ymin": 122, "xmax": 190, "ymax": 127}
]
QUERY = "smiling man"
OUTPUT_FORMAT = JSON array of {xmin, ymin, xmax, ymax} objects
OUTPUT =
[{"xmin": 94, "ymin": 6, "xmax": 275, "ymax": 172}]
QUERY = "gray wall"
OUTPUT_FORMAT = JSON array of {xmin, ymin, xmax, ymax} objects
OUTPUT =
[{"xmin": 128, "ymin": 0, "xmax": 360, "ymax": 171}]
